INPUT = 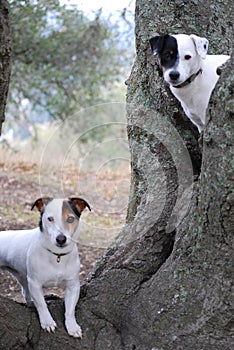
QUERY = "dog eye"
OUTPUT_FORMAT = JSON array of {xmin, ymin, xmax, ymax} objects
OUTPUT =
[
  {"xmin": 66, "ymin": 216, "xmax": 75, "ymax": 223},
  {"xmin": 184, "ymin": 55, "xmax": 192, "ymax": 60},
  {"xmin": 163, "ymin": 52, "xmax": 171, "ymax": 60},
  {"xmin": 48, "ymin": 216, "xmax": 54, "ymax": 222}
]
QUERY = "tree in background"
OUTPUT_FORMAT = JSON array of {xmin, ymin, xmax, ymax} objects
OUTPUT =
[
  {"xmin": 0, "ymin": 0, "xmax": 11, "ymax": 135},
  {"xmin": 7, "ymin": 0, "xmax": 134, "ymax": 128}
]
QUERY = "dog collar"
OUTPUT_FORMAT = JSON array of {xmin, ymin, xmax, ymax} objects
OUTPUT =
[
  {"xmin": 172, "ymin": 68, "xmax": 202, "ymax": 88},
  {"xmin": 46, "ymin": 248, "xmax": 71, "ymax": 263}
]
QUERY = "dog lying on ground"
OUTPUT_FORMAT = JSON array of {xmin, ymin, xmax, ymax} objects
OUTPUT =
[
  {"xmin": 149, "ymin": 33, "xmax": 230, "ymax": 132},
  {"xmin": 0, "ymin": 196, "xmax": 91, "ymax": 338}
]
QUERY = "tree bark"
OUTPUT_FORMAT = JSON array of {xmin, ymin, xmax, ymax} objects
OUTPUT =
[
  {"xmin": 0, "ymin": 0, "xmax": 11, "ymax": 135},
  {"xmin": 0, "ymin": 1, "xmax": 233, "ymax": 349}
]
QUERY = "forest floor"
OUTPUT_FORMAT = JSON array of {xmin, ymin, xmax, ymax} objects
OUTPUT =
[{"xmin": 0, "ymin": 149, "xmax": 130, "ymax": 302}]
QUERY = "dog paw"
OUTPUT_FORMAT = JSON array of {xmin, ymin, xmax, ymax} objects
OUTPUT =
[
  {"xmin": 65, "ymin": 319, "xmax": 82, "ymax": 338},
  {"xmin": 40, "ymin": 318, "xmax": 57, "ymax": 333}
]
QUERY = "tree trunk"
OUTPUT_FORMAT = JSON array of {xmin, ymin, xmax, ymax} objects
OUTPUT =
[
  {"xmin": 0, "ymin": 1, "xmax": 233, "ymax": 349},
  {"xmin": 0, "ymin": 0, "xmax": 11, "ymax": 135}
]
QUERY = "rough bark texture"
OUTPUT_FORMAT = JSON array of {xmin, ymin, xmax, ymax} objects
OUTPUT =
[
  {"xmin": 0, "ymin": 1, "xmax": 233, "ymax": 349},
  {"xmin": 0, "ymin": 0, "xmax": 11, "ymax": 135}
]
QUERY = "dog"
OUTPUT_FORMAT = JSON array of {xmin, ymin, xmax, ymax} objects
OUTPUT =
[
  {"xmin": 149, "ymin": 33, "xmax": 230, "ymax": 132},
  {"xmin": 0, "ymin": 196, "xmax": 91, "ymax": 338}
]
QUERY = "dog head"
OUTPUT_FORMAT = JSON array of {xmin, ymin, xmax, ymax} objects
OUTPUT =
[
  {"xmin": 31, "ymin": 197, "xmax": 91, "ymax": 248},
  {"xmin": 149, "ymin": 34, "xmax": 208, "ymax": 86}
]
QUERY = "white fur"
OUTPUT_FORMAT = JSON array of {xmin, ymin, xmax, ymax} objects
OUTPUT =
[
  {"xmin": 164, "ymin": 34, "xmax": 230, "ymax": 132},
  {"xmin": 0, "ymin": 199, "xmax": 83, "ymax": 338}
]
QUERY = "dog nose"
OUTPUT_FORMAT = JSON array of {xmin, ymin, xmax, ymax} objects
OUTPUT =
[
  {"xmin": 56, "ymin": 234, "xmax": 67, "ymax": 246},
  {"xmin": 169, "ymin": 71, "xmax": 180, "ymax": 81}
]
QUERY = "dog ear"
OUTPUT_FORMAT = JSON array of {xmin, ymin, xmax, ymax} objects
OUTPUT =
[
  {"xmin": 69, "ymin": 197, "xmax": 91, "ymax": 214},
  {"xmin": 149, "ymin": 34, "xmax": 169, "ymax": 55},
  {"xmin": 190, "ymin": 34, "xmax": 209, "ymax": 59},
  {"xmin": 149, "ymin": 35, "xmax": 160, "ymax": 55},
  {"xmin": 31, "ymin": 197, "xmax": 53, "ymax": 212}
]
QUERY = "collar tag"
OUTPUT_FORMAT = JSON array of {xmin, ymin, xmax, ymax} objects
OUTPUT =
[{"xmin": 46, "ymin": 248, "xmax": 70, "ymax": 263}]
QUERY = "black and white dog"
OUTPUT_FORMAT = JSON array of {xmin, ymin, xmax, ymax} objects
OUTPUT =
[{"xmin": 149, "ymin": 34, "xmax": 230, "ymax": 132}]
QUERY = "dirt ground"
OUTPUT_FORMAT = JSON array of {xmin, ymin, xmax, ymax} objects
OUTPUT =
[{"xmin": 0, "ymin": 154, "xmax": 130, "ymax": 302}]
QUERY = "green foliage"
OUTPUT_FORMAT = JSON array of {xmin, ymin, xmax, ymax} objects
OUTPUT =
[{"xmin": 8, "ymin": 0, "xmax": 130, "ymax": 122}]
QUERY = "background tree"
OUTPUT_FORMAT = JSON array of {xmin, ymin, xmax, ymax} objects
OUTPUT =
[
  {"xmin": 0, "ymin": 0, "xmax": 233, "ymax": 349},
  {"xmin": 0, "ymin": 0, "xmax": 11, "ymax": 135},
  {"xmin": 7, "ymin": 0, "xmax": 134, "ymax": 126}
]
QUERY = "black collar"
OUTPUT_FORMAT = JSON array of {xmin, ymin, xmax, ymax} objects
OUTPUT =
[
  {"xmin": 46, "ymin": 248, "xmax": 71, "ymax": 263},
  {"xmin": 172, "ymin": 68, "xmax": 202, "ymax": 89}
]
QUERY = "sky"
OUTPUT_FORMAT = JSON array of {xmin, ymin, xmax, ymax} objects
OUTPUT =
[{"xmin": 60, "ymin": 0, "xmax": 135, "ymax": 17}]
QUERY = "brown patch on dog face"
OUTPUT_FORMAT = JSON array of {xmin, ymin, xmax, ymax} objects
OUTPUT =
[{"xmin": 62, "ymin": 200, "xmax": 79, "ymax": 233}]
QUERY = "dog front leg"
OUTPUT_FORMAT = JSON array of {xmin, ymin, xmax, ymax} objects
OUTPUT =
[
  {"xmin": 65, "ymin": 279, "xmax": 82, "ymax": 338},
  {"xmin": 28, "ymin": 277, "xmax": 57, "ymax": 333}
]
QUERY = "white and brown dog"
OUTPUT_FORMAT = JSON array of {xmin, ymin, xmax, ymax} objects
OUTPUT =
[
  {"xmin": 149, "ymin": 33, "xmax": 230, "ymax": 132},
  {"xmin": 0, "ymin": 196, "xmax": 91, "ymax": 338}
]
